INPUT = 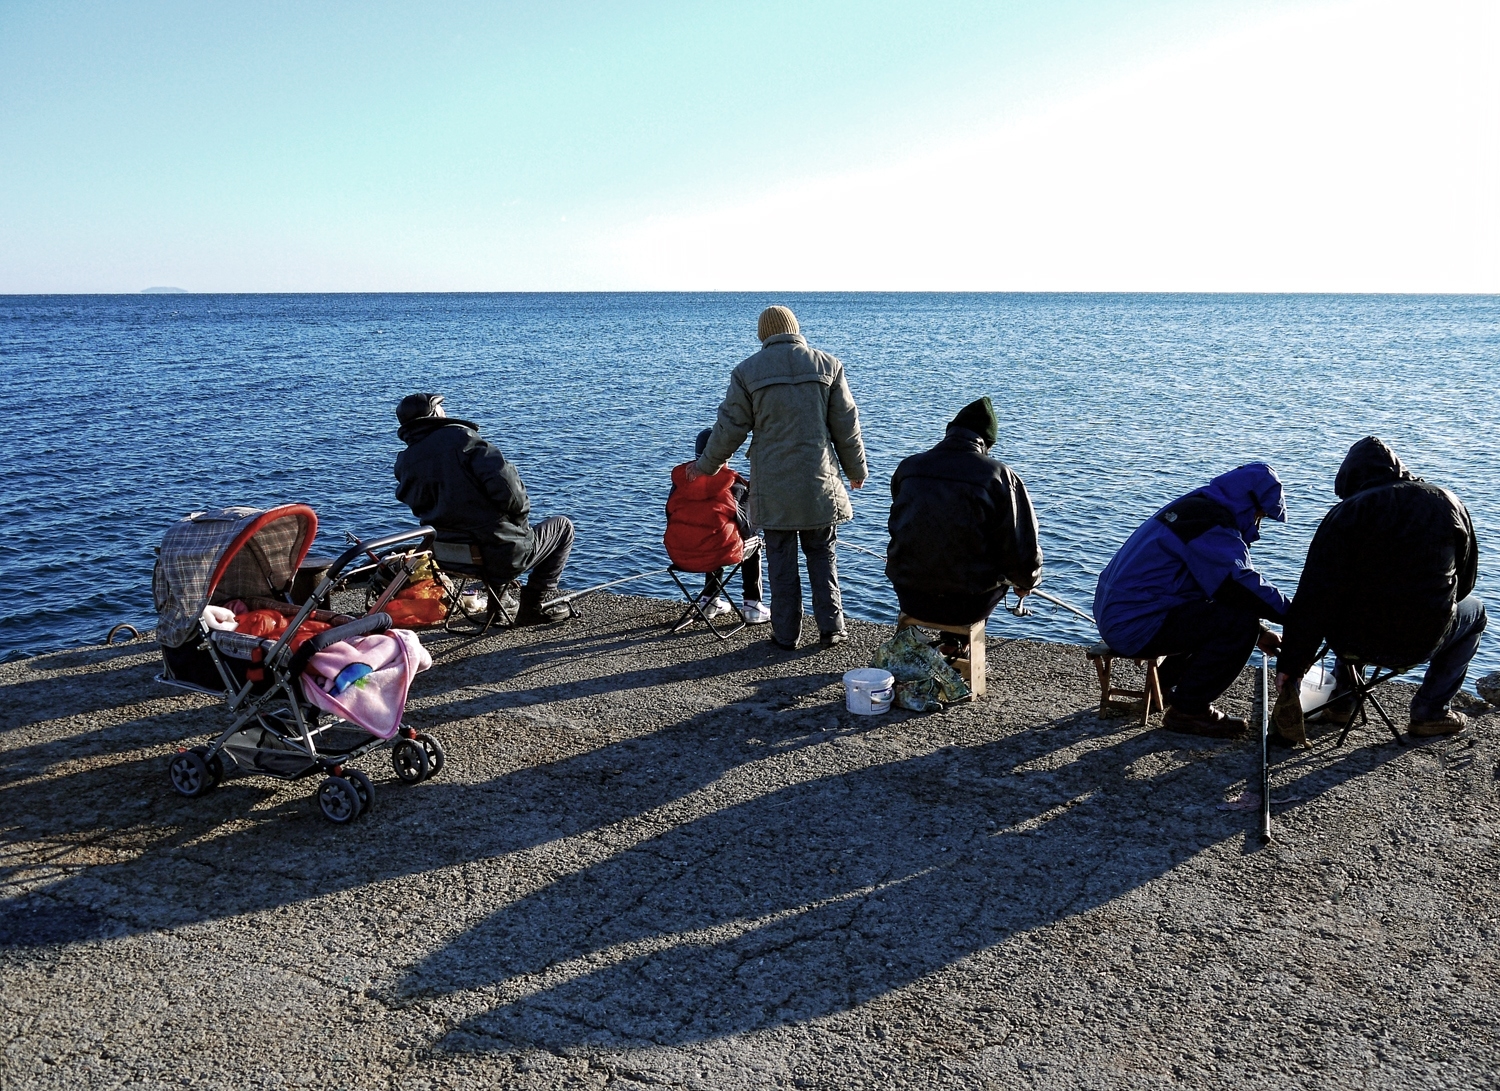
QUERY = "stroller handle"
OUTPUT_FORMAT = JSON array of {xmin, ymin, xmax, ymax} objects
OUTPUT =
[
  {"xmin": 287, "ymin": 612, "xmax": 392, "ymax": 680},
  {"xmin": 327, "ymin": 526, "xmax": 435, "ymax": 581}
]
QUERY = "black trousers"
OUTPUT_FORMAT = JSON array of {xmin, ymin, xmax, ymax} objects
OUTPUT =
[
  {"xmin": 894, "ymin": 585, "xmax": 1008, "ymax": 627},
  {"xmin": 480, "ymin": 515, "xmax": 574, "ymax": 592},
  {"xmin": 1135, "ymin": 597, "xmax": 1261, "ymax": 714}
]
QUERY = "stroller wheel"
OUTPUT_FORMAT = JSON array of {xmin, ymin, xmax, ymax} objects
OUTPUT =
[
  {"xmin": 317, "ymin": 776, "xmax": 362, "ymax": 824},
  {"xmin": 168, "ymin": 749, "xmax": 214, "ymax": 798},
  {"xmin": 191, "ymin": 745, "xmax": 224, "ymax": 788},
  {"xmin": 345, "ymin": 768, "xmax": 375, "ymax": 815},
  {"xmin": 415, "ymin": 732, "xmax": 446, "ymax": 778},
  {"xmin": 391, "ymin": 738, "xmax": 432, "ymax": 785}
]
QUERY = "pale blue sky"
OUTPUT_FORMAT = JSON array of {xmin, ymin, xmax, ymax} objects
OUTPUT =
[{"xmin": 1, "ymin": 1, "xmax": 1494, "ymax": 291}]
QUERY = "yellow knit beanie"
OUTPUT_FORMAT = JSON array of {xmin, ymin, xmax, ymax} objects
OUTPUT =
[{"xmin": 757, "ymin": 305, "xmax": 800, "ymax": 342}]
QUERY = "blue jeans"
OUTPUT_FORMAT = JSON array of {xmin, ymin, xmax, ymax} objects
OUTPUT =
[{"xmin": 1337, "ymin": 595, "xmax": 1487, "ymax": 721}]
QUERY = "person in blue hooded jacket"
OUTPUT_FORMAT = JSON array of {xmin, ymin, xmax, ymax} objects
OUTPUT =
[{"xmin": 1093, "ymin": 463, "xmax": 1290, "ymax": 737}]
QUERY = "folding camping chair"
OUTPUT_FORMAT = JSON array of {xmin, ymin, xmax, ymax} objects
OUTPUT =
[
  {"xmin": 429, "ymin": 539, "xmax": 518, "ymax": 634},
  {"xmin": 668, "ymin": 535, "xmax": 763, "ymax": 641},
  {"xmin": 1300, "ymin": 642, "xmax": 1412, "ymax": 746}
]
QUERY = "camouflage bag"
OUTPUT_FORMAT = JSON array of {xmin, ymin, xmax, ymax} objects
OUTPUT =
[{"xmin": 870, "ymin": 626, "xmax": 971, "ymax": 712}]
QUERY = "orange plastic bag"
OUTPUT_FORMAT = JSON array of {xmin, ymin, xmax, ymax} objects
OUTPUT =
[
  {"xmin": 397, "ymin": 579, "xmax": 447, "ymax": 602},
  {"xmin": 386, "ymin": 598, "xmax": 447, "ymax": 628}
]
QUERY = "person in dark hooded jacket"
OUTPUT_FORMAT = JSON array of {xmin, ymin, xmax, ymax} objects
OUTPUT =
[
  {"xmin": 885, "ymin": 396, "xmax": 1042, "ymax": 626},
  {"xmin": 1275, "ymin": 436, "xmax": 1483, "ymax": 738},
  {"xmin": 1093, "ymin": 463, "xmax": 1289, "ymax": 738},
  {"xmin": 393, "ymin": 393, "xmax": 574, "ymax": 625}
]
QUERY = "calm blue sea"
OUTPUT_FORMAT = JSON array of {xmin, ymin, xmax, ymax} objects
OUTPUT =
[{"xmin": 3, "ymin": 293, "xmax": 1498, "ymax": 683}]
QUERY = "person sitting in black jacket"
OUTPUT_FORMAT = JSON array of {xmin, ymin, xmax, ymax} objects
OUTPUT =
[
  {"xmin": 1276, "ymin": 436, "xmax": 1484, "ymax": 738},
  {"xmin": 393, "ymin": 393, "xmax": 574, "ymax": 625},
  {"xmin": 885, "ymin": 397, "xmax": 1043, "ymax": 626}
]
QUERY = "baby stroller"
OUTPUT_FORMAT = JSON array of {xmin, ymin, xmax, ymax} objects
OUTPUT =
[{"xmin": 154, "ymin": 505, "xmax": 445, "ymax": 824}]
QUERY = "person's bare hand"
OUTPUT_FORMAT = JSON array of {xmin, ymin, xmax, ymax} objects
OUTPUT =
[
  {"xmin": 850, "ymin": 479, "xmax": 865, "ymax": 490},
  {"xmin": 683, "ymin": 462, "xmax": 704, "ymax": 483},
  {"xmin": 1256, "ymin": 628, "xmax": 1281, "ymax": 656},
  {"xmin": 1275, "ymin": 671, "xmax": 1296, "ymax": 692}
]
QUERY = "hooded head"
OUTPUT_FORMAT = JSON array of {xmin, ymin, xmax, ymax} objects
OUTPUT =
[
  {"xmin": 1334, "ymin": 436, "xmax": 1412, "ymax": 499},
  {"xmin": 948, "ymin": 396, "xmax": 998, "ymax": 448},
  {"xmin": 694, "ymin": 428, "xmax": 713, "ymax": 459},
  {"xmin": 397, "ymin": 392, "xmax": 446, "ymax": 426},
  {"xmin": 757, "ymin": 305, "xmax": 800, "ymax": 342},
  {"xmin": 1197, "ymin": 462, "xmax": 1286, "ymax": 544}
]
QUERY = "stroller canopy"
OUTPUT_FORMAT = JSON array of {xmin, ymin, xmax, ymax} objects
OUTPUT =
[{"xmin": 153, "ymin": 505, "xmax": 318, "ymax": 648}]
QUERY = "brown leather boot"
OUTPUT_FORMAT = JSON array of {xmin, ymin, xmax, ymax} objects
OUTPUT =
[
  {"xmin": 1161, "ymin": 705, "xmax": 1249, "ymax": 739},
  {"xmin": 1409, "ymin": 709, "xmax": 1467, "ymax": 737}
]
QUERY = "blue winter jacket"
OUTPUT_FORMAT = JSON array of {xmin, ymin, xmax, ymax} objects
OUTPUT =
[{"xmin": 1093, "ymin": 463, "xmax": 1292, "ymax": 656}]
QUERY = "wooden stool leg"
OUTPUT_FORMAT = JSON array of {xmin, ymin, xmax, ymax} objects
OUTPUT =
[
  {"xmin": 1093, "ymin": 657, "xmax": 1113, "ymax": 717},
  {"xmin": 1138, "ymin": 659, "xmax": 1163, "ymax": 724},
  {"xmin": 967, "ymin": 619, "xmax": 986, "ymax": 699}
]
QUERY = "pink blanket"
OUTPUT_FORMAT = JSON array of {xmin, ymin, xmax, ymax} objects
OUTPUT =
[{"xmin": 298, "ymin": 629, "xmax": 432, "ymax": 739}]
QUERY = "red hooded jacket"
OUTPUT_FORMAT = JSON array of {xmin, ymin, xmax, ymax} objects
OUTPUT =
[{"xmin": 665, "ymin": 463, "xmax": 743, "ymax": 571}]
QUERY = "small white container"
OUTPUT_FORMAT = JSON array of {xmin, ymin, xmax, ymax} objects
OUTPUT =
[
  {"xmin": 1300, "ymin": 662, "xmax": 1337, "ymax": 712},
  {"xmin": 844, "ymin": 668, "xmax": 895, "ymax": 716}
]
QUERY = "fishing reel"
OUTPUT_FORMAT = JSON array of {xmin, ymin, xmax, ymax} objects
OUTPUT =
[{"xmin": 1004, "ymin": 583, "xmax": 1033, "ymax": 617}]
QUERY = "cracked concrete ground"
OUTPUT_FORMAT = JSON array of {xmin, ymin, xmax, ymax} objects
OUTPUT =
[{"xmin": 2, "ymin": 592, "xmax": 1499, "ymax": 1090}]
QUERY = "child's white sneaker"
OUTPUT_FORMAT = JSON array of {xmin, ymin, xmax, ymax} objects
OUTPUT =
[
  {"xmin": 740, "ymin": 599, "xmax": 771, "ymax": 624},
  {"xmin": 698, "ymin": 595, "xmax": 733, "ymax": 619}
]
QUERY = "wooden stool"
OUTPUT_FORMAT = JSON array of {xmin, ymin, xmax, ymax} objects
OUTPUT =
[
  {"xmin": 1086, "ymin": 642, "xmax": 1164, "ymax": 725},
  {"xmin": 896, "ymin": 614, "xmax": 986, "ymax": 699}
]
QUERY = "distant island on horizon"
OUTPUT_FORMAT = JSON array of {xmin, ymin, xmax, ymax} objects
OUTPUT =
[{"xmin": 140, "ymin": 286, "xmax": 188, "ymax": 294}]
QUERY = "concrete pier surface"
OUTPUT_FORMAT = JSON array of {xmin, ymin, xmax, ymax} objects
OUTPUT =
[{"xmin": 3, "ymin": 593, "xmax": 1498, "ymax": 1090}]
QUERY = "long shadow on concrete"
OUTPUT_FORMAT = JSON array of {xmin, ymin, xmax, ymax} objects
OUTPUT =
[
  {"xmin": 0, "ymin": 663, "xmax": 863, "ymax": 946},
  {"xmin": 395, "ymin": 718, "xmax": 1406, "ymax": 1051}
]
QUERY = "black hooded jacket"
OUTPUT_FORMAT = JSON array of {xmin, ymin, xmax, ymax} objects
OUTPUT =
[
  {"xmin": 393, "ymin": 417, "xmax": 537, "ymax": 578},
  {"xmin": 885, "ymin": 426, "xmax": 1043, "ymax": 597},
  {"xmin": 1279, "ymin": 437, "xmax": 1479, "ymax": 676}
]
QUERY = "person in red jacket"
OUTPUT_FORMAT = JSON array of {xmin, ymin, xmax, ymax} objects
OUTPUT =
[{"xmin": 664, "ymin": 430, "xmax": 768, "ymax": 624}]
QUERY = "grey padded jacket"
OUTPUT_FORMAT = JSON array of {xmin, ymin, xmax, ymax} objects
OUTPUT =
[{"xmin": 695, "ymin": 333, "xmax": 868, "ymax": 531}]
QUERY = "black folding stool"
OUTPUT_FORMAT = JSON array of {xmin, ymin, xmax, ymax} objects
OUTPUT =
[
  {"xmin": 430, "ymin": 539, "xmax": 517, "ymax": 634},
  {"xmin": 667, "ymin": 535, "xmax": 763, "ymax": 641},
  {"xmin": 1299, "ymin": 643, "xmax": 1412, "ymax": 746}
]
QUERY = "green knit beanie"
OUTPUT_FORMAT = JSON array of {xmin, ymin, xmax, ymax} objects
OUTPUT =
[{"xmin": 950, "ymin": 396, "xmax": 998, "ymax": 447}]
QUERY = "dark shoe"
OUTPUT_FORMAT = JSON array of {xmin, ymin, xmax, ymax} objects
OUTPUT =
[
  {"xmin": 1409, "ymin": 709, "xmax": 1466, "ymax": 737},
  {"xmin": 769, "ymin": 635, "xmax": 798, "ymax": 651},
  {"xmin": 935, "ymin": 636, "xmax": 969, "ymax": 658},
  {"xmin": 1316, "ymin": 694, "xmax": 1355, "ymax": 726},
  {"xmin": 1162, "ymin": 705, "xmax": 1248, "ymax": 739},
  {"xmin": 514, "ymin": 589, "xmax": 571, "ymax": 626},
  {"xmin": 819, "ymin": 631, "xmax": 847, "ymax": 650}
]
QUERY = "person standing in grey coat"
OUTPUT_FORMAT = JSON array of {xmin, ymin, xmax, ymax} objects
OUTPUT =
[{"xmin": 688, "ymin": 305, "xmax": 868, "ymax": 649}]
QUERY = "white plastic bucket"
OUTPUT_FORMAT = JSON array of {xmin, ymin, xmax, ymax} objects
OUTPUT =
[
  {"xmin": 844, "ymin": 668, "xmax": 895, "ymax": 716},
  {"xmin": 1300, "ymin": 662, "xmax": 1337, "ymax": 712}
]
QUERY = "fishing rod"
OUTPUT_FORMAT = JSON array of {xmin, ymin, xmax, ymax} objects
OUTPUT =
[
  {"xmin": 1007, "ymin": 589, "xmax": 1096, "ymax": 626},
  {"xmin": 836, "ymin": 540, "xmax": 1097, "ymax": 625},
  {"xmin": 543, "ymin": 567, "xmax": 670, "ymax": 608},
  {"xmin": 1259, "ymin": 649, "xmax": 1273, "ymax": 844}
]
